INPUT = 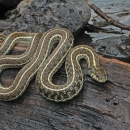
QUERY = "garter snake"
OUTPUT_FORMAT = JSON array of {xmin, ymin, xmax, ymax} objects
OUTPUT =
[
  {"xmin": 0, "ymin": 32, "xmax": 43, "ymax": 100},
  {"xmin": 0, "ymin": 34, "xmax": 6, "ymax": 41},
  {"xmin": 0, "ymin": 27, "xmax": 107, "ymax": 102}
]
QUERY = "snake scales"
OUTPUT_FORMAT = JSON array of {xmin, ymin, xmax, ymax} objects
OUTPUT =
[{"xmin": 0, "ymin": 27, "xmax": 107, "ymax": 102}]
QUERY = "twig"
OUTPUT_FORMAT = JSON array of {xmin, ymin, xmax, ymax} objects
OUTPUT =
[{"xmin": 88, "ymin": 3, "xmax": 130, "ymax": 31}]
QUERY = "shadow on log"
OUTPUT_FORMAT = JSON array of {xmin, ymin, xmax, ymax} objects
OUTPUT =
[{"xmin": 0, "ymin": 41, "xmax": 130, "ymax": 130}]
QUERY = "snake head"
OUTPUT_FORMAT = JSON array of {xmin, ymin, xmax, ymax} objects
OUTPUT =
[{"xmin": 88, "ymin": 66, "xmax": 107, "ymax": 83}]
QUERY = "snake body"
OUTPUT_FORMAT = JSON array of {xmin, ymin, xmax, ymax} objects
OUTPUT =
[
  {"xmin": 0, "ymin": 28, "xmax": 107, "ymax": 102},
  {"xmin": 36, "ymin": 44, "xmax": 107, "ymax": 102},
  {"xmin": 0, "ymin": 32, "xmax": 43, "ymax": 100},
  {"xmin": 0, "ymin": 34, "xmax": 6, "ymax": 41}
]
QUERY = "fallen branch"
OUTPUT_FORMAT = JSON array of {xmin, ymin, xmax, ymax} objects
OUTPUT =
[{"xmin": 87, "ymin": 2, "xmax": 130, "ymax": 31}]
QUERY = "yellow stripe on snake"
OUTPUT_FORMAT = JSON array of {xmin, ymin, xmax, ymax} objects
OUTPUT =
[{"xmin": 0, "ymin": 28, "xmax": 107, "ymax": 102}]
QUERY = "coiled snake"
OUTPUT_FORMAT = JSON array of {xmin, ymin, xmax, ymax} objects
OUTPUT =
[{"xmin": 0, "ymin": 28, "xmax": 107, "ymax": 102}]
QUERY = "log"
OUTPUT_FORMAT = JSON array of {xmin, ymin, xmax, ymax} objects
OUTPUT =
[{"xmin": 0, "ymin": 42, "xmax": 130, "ymax": 130}]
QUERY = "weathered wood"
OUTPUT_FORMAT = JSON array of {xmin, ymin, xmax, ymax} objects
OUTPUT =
[{"xmin": 0, "ymin": 42, "xmax": 130, "ymax": 130}]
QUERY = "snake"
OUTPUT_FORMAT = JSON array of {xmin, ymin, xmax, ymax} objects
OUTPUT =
[
  {"xmin": 0, "ymin": 32, "xmax": 43, "ymax": 100},
  {"xmin": 0, "ymin": 27, "xmax": 107, "ymax": 102},
  {"xmin": 0, "ymin": 34, "xmax": 6, "ymax": 41}
]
